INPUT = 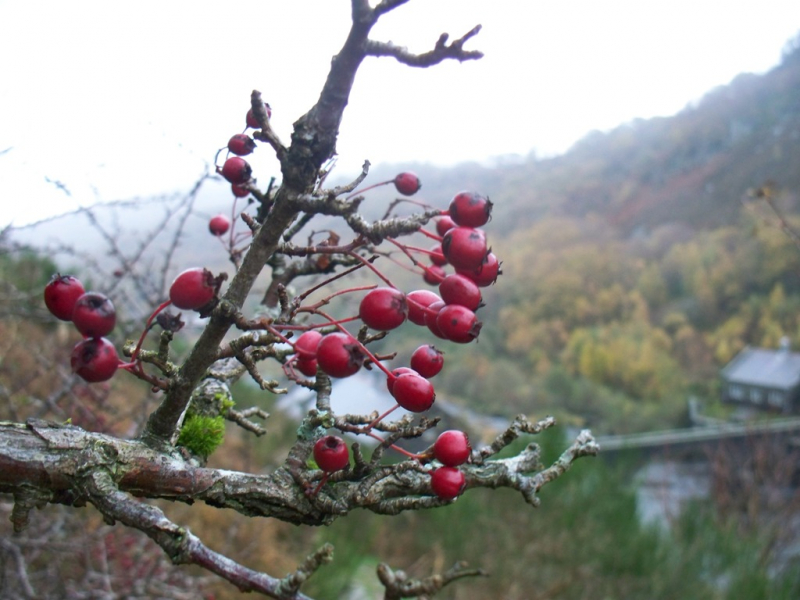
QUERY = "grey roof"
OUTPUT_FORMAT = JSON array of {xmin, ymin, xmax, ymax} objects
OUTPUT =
[{"xmin": 721, "ymin": 346, "xmax": 800, "ymax": 389}]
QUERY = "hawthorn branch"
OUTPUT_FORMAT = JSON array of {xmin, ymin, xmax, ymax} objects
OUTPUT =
[
  {"xmin": 378, "ymin": 561, "xmax": 487, "ymax": 600},
  {"xmin": 365, "ymin": 26, "xmax": 484, "ymax": 66},
  {"xmin": 0, "ymin": 417, "xmax": 596, "ymax": 523},
  {"xmin": 82, "ymin": 470, "xmax": 317, "ymax": 600}
]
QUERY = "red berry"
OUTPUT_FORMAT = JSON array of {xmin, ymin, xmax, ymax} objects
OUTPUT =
[
  {"xmin": 246, "ymin": 103, "xmax": 272, "ymax": 128},
  {"xmin": 435, "ymin": 216, "xmax": 457, "ymax": 237},
  {"xmin": 209, "ymin": 214, "xmax": 231, "ymax": 236},
  {"xmin": 394, "ymin": 172, "xmax": 421, "ymax": 195},
  {"xmin": 72, "ymin": 293, "xmax": 116, "ymax": 338},
  {"xmin": 219, "ymin": 157, "xmax": 252, "ymax": 185},
  {"xmin": 423, "ymin": 264, "xmax": 446, "ymax": 286},
  {"xmin": 313, "ymin": 435, "xmax": 350, "ymax": 472},
  {"xmin": 316, "ymin": 332, "xmax": 364, "ymax": 378},
  {"xmin": 425, "ymin": 300, "xmax": 448, "ymax": 340},
  {"xmin": 429, "ymin": 243, "xmax": 447, "ymax": 267},
  {"xmin": 295, "ymin": 356, "xmax": 318, "ymax": 377},
  {"xmin": 456, "ymin": 252, "xmax": 502, "ymax": 287},
  {"xmin": 391, "ymin": 372, "xmax": 435, "ymax": 412},
  {"xmin": 70, "ymin": 337, "xmax": 119, "ymax": 383},
  {"xmin": 433, "ymin": 430, "xmax": 471, "ymax": 467},
  {"xmin": 436, "ymin": 304, "xmax": 482, "ymax": 343},
  {"xmin": 358, "ymin": 287, "xmax": 407, "ymax": 331},
  {"xmin": 169, "ymin": 268, "xmax": 216, "ymax": 310},
  {"xmin": 448, "ymin": 191, "xmax": 493, "ymax": 228},
  {"xmin": 293, "ymin": 330, "xmax": 323, "ymax": 360},
  {"xmin": 231, "ymin": 183, "xmax": 251, "ymax": 198},
  {"xmin": 44, "ymin": 274, "xmax": 85, "ymax": 321},
  {"xmin": 227, "ymin": 134, "xmax": 256, "ymax": 156},
  {"xmin": 441, "ymin": 227, "xmax": 488, "ymax": 270},
  {"xmin": 406, "ymin": 290, "xmax": 442, "ymax": 326},
  {"xmin": 386, "ymin": 367, "xmax": 417, "ymax": 395},
  {"xmin": 430, "ymin": 466, "xmax": 466, "ymax": 500},
  {"xmin": 410, "ymin": 345, "xmax": 444, "ymax": 379},
  {"xmin": 439, "ymin": 273, "xmax": 482, "ymax": 311}
]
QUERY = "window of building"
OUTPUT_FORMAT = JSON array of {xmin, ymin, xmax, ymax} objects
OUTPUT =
[
  {"xmin": 767, "ymin": 390, "xmax": 785, "ymax": 408},
  {"xmin": 729, "ymin": 384, "xmax": 745, "ymax": 400},
  {"xmin": 749, "ymin": 387, "xmax": 763, "ymax": 404}
]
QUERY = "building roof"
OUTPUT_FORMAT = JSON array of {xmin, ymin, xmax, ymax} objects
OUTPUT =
[{"xmin": 721, "ymin": 345, "xmax": 800, "ymax": 390}]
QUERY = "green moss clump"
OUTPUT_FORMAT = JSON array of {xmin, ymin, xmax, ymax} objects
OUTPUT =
[{"xmin": 177, "ymin": 414, "xmax": 225, "ymax": 459}]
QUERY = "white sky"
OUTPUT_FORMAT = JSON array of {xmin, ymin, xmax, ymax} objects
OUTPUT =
[{"xmin": 1, "ymin": 0, "xmax": 799, "ymax": 227}]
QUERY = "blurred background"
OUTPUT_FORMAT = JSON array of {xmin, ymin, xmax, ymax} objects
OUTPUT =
[{"xmin": 2, "ymin": 1, "xmax": 800, "ymax": 598}]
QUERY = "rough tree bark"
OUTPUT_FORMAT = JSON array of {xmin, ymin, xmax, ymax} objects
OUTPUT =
[{"xmin": 0, "ymin": 2, "xmax": 598, "ymax": 598}]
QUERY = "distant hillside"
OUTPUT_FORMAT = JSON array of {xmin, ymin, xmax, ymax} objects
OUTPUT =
[
  {"xmin": 344, "ymin": 43, "xmax": 800, "ymax": 238},
  {"xmin": 483, "ymin": 40, "xmax": 800, "ymax": 235}
]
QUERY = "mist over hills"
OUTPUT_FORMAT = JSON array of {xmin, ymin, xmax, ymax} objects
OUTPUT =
[{"xmin": 11, "ymin": 39, "xmax": 800, "ymax": 262}]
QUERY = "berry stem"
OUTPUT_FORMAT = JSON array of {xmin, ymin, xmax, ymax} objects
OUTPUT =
[
  {"xmin": 365, "ymin": 431, "xmax": 422, "ymax": 460},
  {"xmin": 345, "ymin": 250, "xmax": 397, "ymax": 288},
  {"xmin": 385, "ymin": 237, "xmax": 443, "ymax": 280},
  {"xmin": 308, "ymin": 473, "xmax": 330, "ymax": 497},
  {"xmin": 395, "ymin": 243, "xmax": 443, "ymax": 258},
  {"xmin": 293, "ymin": 260, "xmax": 370, "ymax": 305},
  {"xmin": 366, "ymin": 404, "xmax": 399, "ymax": 430},
  {"xmin": 128, "ymin": 300, "xmax": 173, "ymax": 366},
  {"xmin": 346, "ymin": 179, "xmax": 392, "ymax": 200},
  {"xmin": 301, "ymin": 284, "xmax": 378, "ymax": 310},
  {"xmin": 418, "ymin": 228, "xmax": 443, "ymax": 241}
]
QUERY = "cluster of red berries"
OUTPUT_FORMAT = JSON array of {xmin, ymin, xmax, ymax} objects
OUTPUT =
[
  {"xmin": 44, "ymin": 275, "xmax": 119, "ymax": 382},
  {"xmin": 206, "ymin": 103, "xmax": 275, "ymax": 239},
  {"xmin": 44, "ymin": 267, "xmax": 222, "ymax": 385},
  {"xmin": 312, "ymin": 428, "xmax": 471, "ymax": 500},
  {"xmin": 287, "ymin": 183, "xmax": 496, "ymax": 500}
]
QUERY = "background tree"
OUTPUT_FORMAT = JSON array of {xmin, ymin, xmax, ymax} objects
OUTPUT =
[{"xmin": 0, "ymin": 2, "xmax": 597, "ymax": 598}]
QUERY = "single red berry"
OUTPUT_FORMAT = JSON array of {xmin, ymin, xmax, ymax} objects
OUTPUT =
[
  {"xmin": 313, "ymin": 435, "xmax": 350, "ymax": 472},
  {"xmin": 246, "ymin": 103, "xmax": 272, "ymax": 128},
  {"xmin": 293, "ymin": 330, "xmax": 323, "ymax": 360},
  {"xmin": 316, "ymin": 332, "xmax": 364, "ymax": 378},
  {"xmin": 435, "ymin": 216, "xmax": 457, "ymax": 238},
  {"xmin": 391, "ymin": 372, "xmax": 435, "ymax": 412},
  {"xmin": 44, "ymin": 274, "xmax": 85, "ymax": 321},
  {"xmin": 70, "ymin": 337, "xmax": 119, "ymax": 383},
  {"xmin": 231, "ymin": 183, "xmax": 251, "ymax": 198},
  {"xmin": 456, "ymin": 252, "xmax": 502, "ymax": 287},
  {"xmin": 209, "ymin": 214, "xmax": 231, "ymax": 236},
  {"xmin": 358, "ymin": 287, "xmax": 407, "ymax": 331},
  {"xmin": 294, "ymin": 356, "xmax": 318, "ymax": 377},
  {"xmin": 433, "ymin": 430, "xmax": 471, "ymax": 467},
  {"xmin": 219, "ymin": 157, "xmax": 252, "ymax": 185},
  {"xmin": 227, "ymin": 134, "xmax": 256, "ymax": 156},
  {"xmin": 436, "ymin": 304, "xmax": 482, "ymax": 343},
  {"xmin": 387, "ymin": 367, "xmax": 417, "ymax": 395},
  {"xmin": 429, "ymin": 243, "xmax": 447, "ymax": 267},
  {"xmin": 410, "ymin": 344, "xmax": 444, "ymax": 379},
  {"xmin": 169, "ymin": 268, "xmax": 217, "ymax": 310},
  {"xmin": 423, "ymin": 264, "xmax": 446, "ymax": 286},
  {"xmin": 448, "ymin": 191, "xmax": 493, "ymax": 228},
  {"xmin": 394, "ymin": 172, "xmax": 421, "ymax": 195},
  {"xmin": 439, "ymin": 273, "xmax": 482, "ymax": 311},
  {"xmin": 425, "ymin": 300, "xmax": 448, "ymax": 340},
  {"xmin": 406, "ymin": 290, "xmax": 442, "ymax": 326},
  {"xmin": 441, "ymin": 227, "xmax": 488, "ymax": 270},
  {"xmin": 72, "ymin": 293, "xmax": 116, "ymax": 338},
  {"xmin": 430, "ymin": 466, "xmax": 466, "ymax": 500}
]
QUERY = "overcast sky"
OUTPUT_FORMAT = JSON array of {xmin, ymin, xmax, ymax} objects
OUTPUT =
[{"xmin": 1, "ymin": 0, "xmax": 799, "ymax": 227}]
